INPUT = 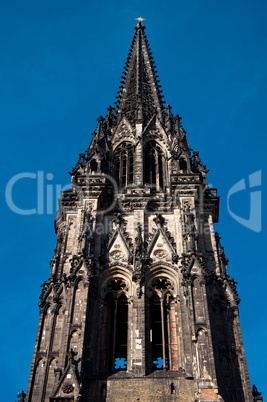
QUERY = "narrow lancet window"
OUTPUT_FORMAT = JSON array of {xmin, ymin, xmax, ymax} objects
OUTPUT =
[
  {"xmin": 101, "ymin": 292, "xmax": 128, "ymax": 371},
  {"xmin": 101, "ymin": 293, "xmax": 114, "ymax": 371},
  {"xmin": 144, "ymin": 141, "xmax": 165, "ymax": 191},
  {"xmin": 114, "ymin": 142, "xmax": 134, "ymax": 188},
  {"xmin": 150, "ymin": 294, "xmax": 169, "ymax": 370},
  {"xmin": 114, "ymin": 294, "xmax": 128, "ymax": 370}
]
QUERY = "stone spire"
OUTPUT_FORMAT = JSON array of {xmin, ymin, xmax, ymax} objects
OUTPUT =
[
  {"xmin": 24, "ymin": 21, "xmax": 256, "ymax": 402},
  {"xmin": 115, "ymin": 20, "xmax": 166, "ymax": 126}
]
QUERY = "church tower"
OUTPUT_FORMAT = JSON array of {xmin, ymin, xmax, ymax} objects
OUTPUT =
[{"xmin": 25, "ymin": 20, "xmax": 255, "ymax": 402}]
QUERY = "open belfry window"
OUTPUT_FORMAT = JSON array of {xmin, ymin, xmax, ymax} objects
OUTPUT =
[
  {"xmin": 150, "ymin": 293, "xmax": 170, "ymax": 370},
  {"xmin": 101, "ymin": 279, "xmax": 128, "ymax": 371},
  {"xmin": 149, "ymin": 276, "xmax": 178, "ymax": 371},
  {"xmin": 144, "ymin": 141, "xmax": 164, "ymax": 191},
  {"xmin": 114, "ymin": 142, "xmax": 134, "ymax": 188}
]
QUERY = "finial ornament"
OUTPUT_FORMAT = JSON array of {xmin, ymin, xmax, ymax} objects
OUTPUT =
[{"xmin": 135, "ymin": 17, "xmax": 146, "ymax": 23}]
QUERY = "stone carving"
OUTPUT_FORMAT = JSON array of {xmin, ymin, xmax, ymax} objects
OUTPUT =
[
  {"xmin": 153, "ymin": 249, "xmax": 168, "ymax": 259},
  {"xmin": 62, "ymin": 383, "xmax": 74, "ymax": 394},
  {"xmin": 110, "ymin": 250, "xmax": 123, "ymax": 260},
  {"xmin": 106, "ymin": 278, "xmax": 127, "ymax": 292},
  {"xmin": 147, "ymin": 214, "xmax": 178, "ymax": 264},
  {"xmin": 151, "ymin": 278, "xmax": 173, "ymax": 291}
]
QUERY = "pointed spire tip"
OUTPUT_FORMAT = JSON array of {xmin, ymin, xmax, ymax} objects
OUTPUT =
[
  {"xmin": 135, "ymin": 17, "xmax": 146, "ymax": 30},
  {"xmin": 135, "ymin": 17, "xmax": 146, "ymax": 23}
]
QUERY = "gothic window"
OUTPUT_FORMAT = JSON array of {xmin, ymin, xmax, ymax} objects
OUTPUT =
[
  {"xmin": 101, "ymin": 293, "xmax": 114, "ymax": 371},
  {"xmin": 149, "ymin": 275, "xmax": 179, "ymax": 372},
  {"xmin": 114, "ymin": 142, "xmax": 134, "ymax": 188},
  {"xmin": 115, "ymin": 294, "xmax": 128, "ymax": 369},
  {"xmin": 101, "ymin": 287, "xmax": 128, "ymax": 372},
  {"xmin": 144, "ymin": 141, "xmax": 165, "ymax": 191},
  {"xmin": 150, "ymin": 293, "xmax": 170, "ymax": 370}
]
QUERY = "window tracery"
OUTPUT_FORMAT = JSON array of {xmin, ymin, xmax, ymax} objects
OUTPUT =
[
  {"xmin": 144, "ymin": 141, "xmax": 165, "ymax": 191},
  {"xmin": 148, "ymin": 276, "xmax": 178, "ymax": 371},
  {"xmin": 101, "ymin": 278, "xmax": 129, "ymax": 372},
  {"xmin": 114, "ymin": 142, "xmax": 134, "ymax": 188}
]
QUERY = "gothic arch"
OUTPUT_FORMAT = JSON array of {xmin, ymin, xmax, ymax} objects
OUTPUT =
[
  {"xmin": 146, "ymin": 267, "xmax": 179, "ymax": 372},
  {"xmin": 195, "ymin": 325, "xmax": 208, "ymax": 337},
  {"xmin": 100, "ymin": 278, "xmax": 129, "ymax": 372},
  {"xmin": 114, "ymin": 138, "xmax": 135, "ymax": 149},
  {"xmin": 114, "ymin": 141, "xmax": 134, "ymax": 188},
  {"xmin": 143, "ymin": 140, "xmax": 166, "ymax": 191},
  {"xmin": 146, "ymin": 264, "xmax": 179, "ymax": 296},
  {"xmin": 148, "ymin": 290, "xmax": 178, "ymax": 372},
  {"xmin": 100, "ymin": 266, "xmax": 132, "ymax": 299},
  {"xmin": 73, "ymin": 275, "xmax": 85, "ymax": 288}
]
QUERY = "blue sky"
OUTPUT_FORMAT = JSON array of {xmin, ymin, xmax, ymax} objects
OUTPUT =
[{"xmin": 1, "ymin": 0, "xmax": 266, "ymax": 400}]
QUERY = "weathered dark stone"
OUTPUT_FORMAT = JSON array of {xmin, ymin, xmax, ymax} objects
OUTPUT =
[{"xmin": 25, "ymin": 20, "xmax": 258, "ymax": 402}]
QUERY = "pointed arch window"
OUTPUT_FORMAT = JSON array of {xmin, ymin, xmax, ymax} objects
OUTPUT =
[
  {"xmin": 149, "ymin": 276, "xmax": 179, "ymax": 372},
  {"xmin": 144, "ymin": 141, "xmax": 165, "ymax": 191},
  {"xmin": 150, "ymin": 293, "xmax": 173, "ymax": 370},
  {"xmin": 115, "ymin": 294, "xmax": 128, "ymax": 368},
  {"xmin": 115, "ymin": 142, "xmax": 134, "ymax": 188},
  {"xmin": 101, "ymin": 290, "xmax": 128, "ymax": 372}
]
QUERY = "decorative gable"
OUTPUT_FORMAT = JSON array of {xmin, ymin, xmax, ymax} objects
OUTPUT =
[
  {"xmin": 112, "ymin": 116, "xmax": 135, "ymax": 147},
  {"xmin": 147, "ymin": 214, "xmax": 178, "ymax": 264},
  {"xmin": 107, "ymin": 213, "xmax": 134, "ymax": 266},
  {"xmin": 51, "ymin": 353, "xmax": 80, "ymax": 401},
  {"xmin": 108, "ymin": 231, "xmax": 132, "ymax": 264}
]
